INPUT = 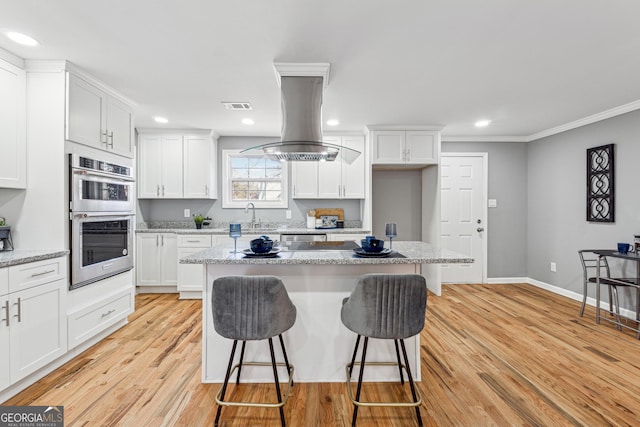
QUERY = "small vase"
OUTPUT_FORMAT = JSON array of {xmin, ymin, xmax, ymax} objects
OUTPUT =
[{"xmin": 195, "ymin": 223, "xmax": 202, "ymax": 229}]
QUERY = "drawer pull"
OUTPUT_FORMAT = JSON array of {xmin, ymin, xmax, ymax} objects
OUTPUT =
[
  {"xmin": 31, "ymin": 269, "xmax": 56, "ymax": 277},
  {"xmin": 2, "ymin": 300, "xmax": 8, "ymax": 326},
  {"xmin": 186, "ymin": 240, "xmax": 200, "ymax": 243},
  {"xmin": 101, "ymin": 309, "xmax": 116, "ymax": 318}
]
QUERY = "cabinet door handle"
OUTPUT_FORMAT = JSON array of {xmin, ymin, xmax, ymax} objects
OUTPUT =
[
  {"xmin": 205, "ymin": 185, "xmax": 208, "ymax": 196},
  {"xmin": 107, "ymin": 131, "xmax": 114, "ymax": 148},
  {"xmin": 102, "ymin": 131, "xmax": 108, "ymax": 144},
  {"xmin": 343, "ymin": 185, "xmax": 346, "ymax": 198},
  {"xmin": 2, "ymin": 301, "xmax": 9, "ymax": 326},
  {"xmin": 31, "ymin": 269, "xmax": 55, "ymax": 277},
  {"xmin": 162, "ymin": 185, "xmax": 165, "ymax": 197},
  {"xmin": 161, "ymin": 235, "xmax": 164, "ymax": 246},
  {"xmin": 156, "ymin": 235, "xmax": 159, "ymax": 246},
  {"xmin": 406, "ymin": 148, "xmax": 411, "ymax": 161},
  {"xmin": 186, "ymin": 240, "xmax": 200, "ymax": 243},
  {"xmin": 101, "ymin": 309, "xmax": 116, "ymax": 318},
  {"xmin": 14, "ymin": 298, "xmax": 21, "ymax": 323},
  {"xmin": 157, "ymin": 185, "xmax": 160, "ymax": 197}
]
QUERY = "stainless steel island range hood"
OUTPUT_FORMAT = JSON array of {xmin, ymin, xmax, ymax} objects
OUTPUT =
[{"xmin": 242, "ymin": 63, "xmax": 360, "ymax": 163}]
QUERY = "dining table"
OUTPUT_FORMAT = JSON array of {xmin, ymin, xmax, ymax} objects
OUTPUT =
[{"xmin": 592, "ymin": 249, "xmax": 640, "ymax": 339}]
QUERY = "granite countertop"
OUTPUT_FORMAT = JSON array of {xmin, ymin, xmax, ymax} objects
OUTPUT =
[
  {"xmin": 180, "ymin": 241, "xmax": 473, "ymax": 265},
  {"xmin": 136, "ymin": 227, "xmax": 371, "ymax": 235},
  {"xmin": 0, "ymin": 250, "xmax": 70, "ymax": 268}
]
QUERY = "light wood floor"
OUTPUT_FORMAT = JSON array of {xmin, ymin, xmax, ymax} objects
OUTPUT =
[{"xmin": 5, "ymin": 284, "xmax": 640, "ymax": 426}]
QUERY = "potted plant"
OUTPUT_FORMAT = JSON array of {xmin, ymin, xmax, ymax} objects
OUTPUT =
[
  {"xmin": 0, "ymin": 218, "xmax": 9, "ymax": 239},
  {"xmin": 193, "ymin": 214, "xmax": 205, "ymax": 229}
]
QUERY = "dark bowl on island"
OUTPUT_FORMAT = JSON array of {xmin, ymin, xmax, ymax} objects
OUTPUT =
[
  {"xmin": 360, "ymin": 238, "xmax": 385, "ymax": 253},
  {"xmin": 250, "ymin": 238, "xmax": 274, "ymax": 253}
]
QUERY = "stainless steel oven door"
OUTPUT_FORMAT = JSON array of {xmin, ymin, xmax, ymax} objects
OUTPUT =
[
  {"xmin": 71, "ymin": 213, "xmax": 134, "ymax": 289},
  {"xmin": 71, "ymin": 169, "xmax": 134, "ymax": 213}
]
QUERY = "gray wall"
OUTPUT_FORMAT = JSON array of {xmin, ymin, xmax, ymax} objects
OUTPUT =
[
  {"xmin": 527, "ymin": 109, "xmax": 640, "ymax": 310},
  {"xmin": 138, "ymin": 136, "xmax": 362, "ymax": 225},
  {"xmin": 442, "ymin": 141, "xmax": 528, "ymax": 278},
  {"xmin": 371, "ymin": 170, "xmax": 422, "ymax": 240}
]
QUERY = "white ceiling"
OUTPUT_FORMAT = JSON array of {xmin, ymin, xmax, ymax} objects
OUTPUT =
[{"xmin": 2, "ymin": 0, "xmax": 640, "ymax": 139}]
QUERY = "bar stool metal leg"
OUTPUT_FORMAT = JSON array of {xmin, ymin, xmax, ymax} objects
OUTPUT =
[
  {"xmin": 348, "ymin": 335, "xmax": 361, "ymax": 376},
  {"xmin": 268, "ymin": 337, "xmax": 286, "ymax": 426},
  {"xmin": 394, "ymin": 339, "xmax": 405, "ymax": 385},
  {"xmin": 236, "ymin": 340, "xmax": 246, "ymax": 384},
  {"xmin": 215, "ymin": 340, "xmax": 238, "ymax": 427},
  {"xmin": 400, "ymin": 339, "xmax": 423, "ymax": 427},
  {"xmin": 352, "ymin": 336, "xmax": 369, "ymax": 427},
  {"xmin": 278, "ymin": 334, "xmax": 294, "ymax": 387}
]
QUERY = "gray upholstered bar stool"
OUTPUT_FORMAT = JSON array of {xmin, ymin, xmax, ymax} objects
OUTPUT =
[
  {"xmin": 211, "ymin": 275, "xmax": 296, "ymax": 427},
  {"xmin": 341, "ymin": 274, "xmax": 427, "ymax": 427}
]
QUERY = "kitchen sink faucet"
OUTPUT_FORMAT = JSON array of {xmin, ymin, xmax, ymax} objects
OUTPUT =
[{"xmin": 245, "ymin": 202, "xmax": 258, "ymax": 228}]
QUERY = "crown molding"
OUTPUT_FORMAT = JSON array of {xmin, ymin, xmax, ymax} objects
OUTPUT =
[
  {"xmin": 442, "ymin": 135, "xmax": 528, "ymax": 142},
  {"xmin": 0, "ymin": 47, "xmax": 24, "ymax": 68},
  {"xmin": 272, "ymin": 62, "xmax": 331, "ymax": 88},
  {"xmin": 366, "ymin": 124, "xmax": 445, "ymax": 132},
  {"xmin": 526, "ymin": 99, "xmax": 640, "ymax": 142}
]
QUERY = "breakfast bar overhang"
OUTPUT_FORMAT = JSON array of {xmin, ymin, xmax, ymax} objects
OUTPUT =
[{"xmin": 181, "ymin": 241, "xmax": 473, "ymax": 383}]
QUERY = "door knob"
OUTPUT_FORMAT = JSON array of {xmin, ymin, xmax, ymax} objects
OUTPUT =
[{"xmin": 477, "ymin": 227, "xmax": 485, "ymax": 232}]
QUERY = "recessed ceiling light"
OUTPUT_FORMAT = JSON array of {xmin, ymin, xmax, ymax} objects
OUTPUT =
[
  {"xmin": 242, "ymin": 118, "xmax": 255, "ymax": 125},
  {"xmin": 326, "ymin": 119, "xmax": 339, "ymax": 126},
  {"xmin": 154, "ymin": 116, "xmax": 169, "ymax": 124},
  {"xmin": 4, "ymin": 31, "xmax": 39, "ymax": 46},
  {"xmin": 475, "ymin": 120, "xmax": 491, "ymax": 128}
]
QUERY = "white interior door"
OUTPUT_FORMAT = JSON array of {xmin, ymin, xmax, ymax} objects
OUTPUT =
[{"xmin": 440, "ymin": 154, "xmax": 487, "ymax": 283}]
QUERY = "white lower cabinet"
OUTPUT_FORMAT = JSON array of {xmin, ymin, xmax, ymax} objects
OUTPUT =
[
  {"xmin": 0, "ymin": 257, "xmax": 67, "ymax": 388},
  {"xmin": 136, "ymin": 233, "xmax": 178, "ymax": 289},
  {"xmin": 177, "ymin": 235, "xmax": 212, "ymax": 299}
]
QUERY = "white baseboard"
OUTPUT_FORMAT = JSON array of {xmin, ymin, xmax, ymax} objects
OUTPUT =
[{"xmin": 481, "ymin": 277, "xmax": 637, "ymax": 320}]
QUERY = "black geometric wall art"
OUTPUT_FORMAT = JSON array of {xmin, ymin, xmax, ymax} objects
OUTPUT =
[{"xmin": 586, "ymin": 143, "xmax": 615, "ymax": 222}]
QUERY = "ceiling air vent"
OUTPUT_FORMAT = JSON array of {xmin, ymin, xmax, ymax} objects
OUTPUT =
[{"xmin": 222, "ymin": 102, "xmax": 252, "ymax": 110}]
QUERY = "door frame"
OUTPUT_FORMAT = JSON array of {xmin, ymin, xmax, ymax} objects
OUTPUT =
[{"xmin": 441, "ymin": 152, "xmax": 489, "ymax": 283}]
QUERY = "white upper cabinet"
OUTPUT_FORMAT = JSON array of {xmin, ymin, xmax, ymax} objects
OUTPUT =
[
  {"xmin": 291, "ymin": 161, "xmax": 318, "ymax": 198},
  {"xmin": 66, "ymin": 73, "xmax": 134, "ymax": 158},
  {"xmin": 138, "ymin": 134, "xmax": 183, "ymax": 198},
  {"xmin": 183, "ymin": 134, "xmax": 216, "ymax": 199},
  {"xmin": 371, "ymin": 129, "xmax": 439, "ymax": 165},
  {"xmin": 0, "ymin": 58, "xmax": 26, "ymax": 189},
  {"xmin": 138, "ymin": 131, "xmax": 216, "ymax": 199},
  {"xmin": 292, "ymin": 135, "xmax": 365, "ymax": 199}
]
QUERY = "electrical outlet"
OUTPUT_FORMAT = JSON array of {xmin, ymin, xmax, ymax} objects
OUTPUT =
[
  {"xmin": 184, "ymin": 209, "xmax": 190, "ymax": 218},
  {"xmin": 550, "ymin": 262, "xmax": 557, "ymax": 272},
  {"xmin": 285, "ymin": 210, "xmax": 292, "ymax": 219},
  {"xmin": 488, "ymin": 199, "xmax": 497, "ymax": 208}
]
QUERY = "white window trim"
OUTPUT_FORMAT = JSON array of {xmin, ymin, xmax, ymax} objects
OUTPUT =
[{"xmin": 222, "ymin": 149, "xmax": 289, "ymax": 209}]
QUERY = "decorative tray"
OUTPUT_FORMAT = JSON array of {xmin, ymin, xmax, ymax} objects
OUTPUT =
[
  {"xmin": 353, "ymin": 248, "xmax": 393, "ymax": 258},
  {"xmin": 242, "ymin": 248, "xmax": 281, "ymax": 258}
]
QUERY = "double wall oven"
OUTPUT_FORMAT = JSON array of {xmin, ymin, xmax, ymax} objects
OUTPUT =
[{"xmin": 69, "ymin": 154, "xmax": 135, "ymax": 290}]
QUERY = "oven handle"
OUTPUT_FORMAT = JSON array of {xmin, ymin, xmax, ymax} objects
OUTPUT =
[
  {"xmin": 74, "ymin": 212, "xmax": 135, "ymax": 219},
  {"xmin": 73, "ymin": 168, "xmax": 135, "ymax": 182}
]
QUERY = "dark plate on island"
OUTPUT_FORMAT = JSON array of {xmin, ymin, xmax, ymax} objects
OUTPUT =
[
  {"xmin": 353, "ymin": 248, "xmax": 393, "ymax": 258},
  {"xmin": 242, "ymin": 248, "xmax": 281, "ymax": 258}
]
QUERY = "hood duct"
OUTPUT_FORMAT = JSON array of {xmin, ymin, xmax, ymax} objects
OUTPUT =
[{"xmin": 241, "ymin": 68, "xmax": 360, "ymax": 163}]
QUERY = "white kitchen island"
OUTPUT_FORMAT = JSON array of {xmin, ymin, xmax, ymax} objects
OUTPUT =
[{"xmin": 181, "ymin": 241, "xmax": 472, "ymax": 383}]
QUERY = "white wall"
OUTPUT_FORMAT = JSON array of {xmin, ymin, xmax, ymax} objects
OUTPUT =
[{"xmin": 371, "ymin": 169, "xmax": 422, "ymax": 239}]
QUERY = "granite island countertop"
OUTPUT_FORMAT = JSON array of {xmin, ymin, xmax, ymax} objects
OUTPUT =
[
  {"xmin": 136, "ymin": 227, "xmax": 370, "ymax": 236},
  {"xmin": 180, "ymin": 241, "xmax": 473, "ymax": 265},
  {"xmin": 0, "ymin": 250, "xmax": 70, "ymax": 268}
]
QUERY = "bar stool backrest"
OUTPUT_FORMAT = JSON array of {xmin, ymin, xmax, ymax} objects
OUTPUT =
[
  {"xmin": 341, "ymin": 274, "xmax": 427, "ymax": 339},
  {"xmin": 212, "ymin": 275, "xmax": 296, "ymax": 341}
]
